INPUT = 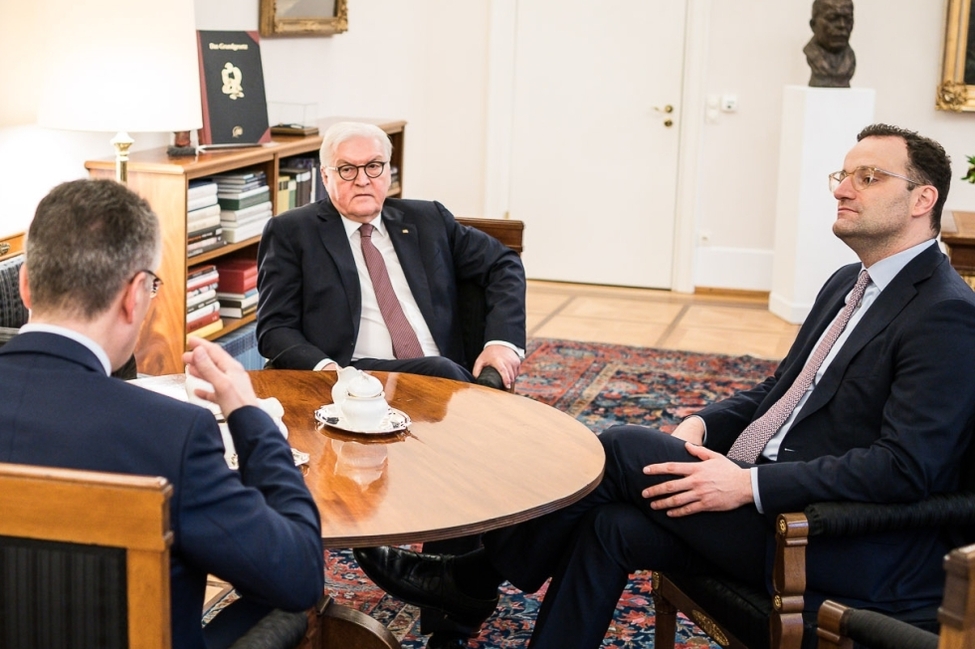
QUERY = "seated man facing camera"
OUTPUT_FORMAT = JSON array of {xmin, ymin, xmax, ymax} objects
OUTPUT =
[
  {"xmin": 355, "ymin": 124, "xmax": 975, "ymax": 648},
  {"xmin": 256, "ymin": 121, "xmax": 526, "ymax": 389},
  {"xmin": 0, "ymin": 179, "xmax": 324, "ymax": 649}
]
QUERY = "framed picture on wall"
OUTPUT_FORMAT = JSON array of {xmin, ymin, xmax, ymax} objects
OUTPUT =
[
  {"xmin": 258, "ymin": 0, "xmax": 348, "ymax": 37},
  {"xmin": 938, "ymin": 0, "xmax": 975, "ymax": 111}
]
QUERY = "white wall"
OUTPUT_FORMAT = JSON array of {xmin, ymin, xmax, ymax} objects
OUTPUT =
[
  {"xmin": 195, "ymin": 0, "xmax": 491, "ymax": 217},
  {"xmin": 694, "ymin": 0, "xmax": 975, "ymax": 290},
  {"xmin": 3, "ymin": 0, "xmax": 975, "ymax": 294}
]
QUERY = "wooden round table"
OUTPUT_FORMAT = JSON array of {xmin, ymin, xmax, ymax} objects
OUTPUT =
[{"xmin": 248, "ymin": 370, "xmax": 605, "ymax": 548}]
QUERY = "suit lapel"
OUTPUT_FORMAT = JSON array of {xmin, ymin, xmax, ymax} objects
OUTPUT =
[
  {"xmin": 795, "ymin": 244, "xmax": 941, "ymax": 421},
  {"xmin": 382, "ymin": 206, "xmax": 436, "ymax": 326},
  {"xmin": 316, "ymin": 201, "xmax": 362, "ymax": 332}
]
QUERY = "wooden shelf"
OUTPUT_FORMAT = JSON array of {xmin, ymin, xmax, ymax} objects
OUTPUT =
[{"xmin": 87, "ymin": 117, "xmax": 406, "ymax": 375}]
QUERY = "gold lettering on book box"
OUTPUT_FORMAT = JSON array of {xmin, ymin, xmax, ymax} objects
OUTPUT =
[{"xmin": 208, "ymin": 42, "xmax": 250, "ymax": 51}]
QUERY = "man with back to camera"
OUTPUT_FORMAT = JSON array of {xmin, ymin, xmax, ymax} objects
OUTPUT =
[
  {"xmin": 354, "ymin": 124, "xmax": 975, "ymax": 648},
  {"xmin": 256, "ymin": 121, "xmax": 526, "ymax": 389},
  {"xmin": 0, "ymin": 179, "xmax": 324, "ymax": 649}
]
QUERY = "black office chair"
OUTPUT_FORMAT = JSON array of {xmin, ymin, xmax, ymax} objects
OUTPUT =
[
  {"xmin": 652, "ymin": 485, "xmax": 975, "ymax": 649},
  {"xmin": 816, "ymin": 543, "xmax": 975, "ymax": 649}
]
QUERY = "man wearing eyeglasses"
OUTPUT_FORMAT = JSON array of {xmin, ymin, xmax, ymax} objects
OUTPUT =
[
  {"xmin": 354, "ymin": 124, "xmax": 975, "ymax": 648},
  {"xmin": 256, "ymin": 121, "xmax": 526, "ymax": 390},
  {"xmin": 0, "ymin": 179, "xmax": 324, "ymax": 649}
]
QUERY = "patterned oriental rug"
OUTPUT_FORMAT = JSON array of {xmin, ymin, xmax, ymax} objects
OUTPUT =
[{"xmin": 206, "ymin": 338, "xmax": 780, "ymax": 647}]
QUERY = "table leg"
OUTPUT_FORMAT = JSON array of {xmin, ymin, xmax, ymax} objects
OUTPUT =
[{"xmin": 303, "ymin": 595, "xmax": 402, "ymax": 649}]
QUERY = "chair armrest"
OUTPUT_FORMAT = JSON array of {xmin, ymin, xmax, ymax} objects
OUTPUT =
[
  {"xmin": 228, "ymin": 608, "xmax": 308, "ymax": 649},
  {"xmin": 0, "ymin": 326, "xmax": 19, "ymax": 345},
  {"xmin": 803, "ymin": 493, "xmax": 975, "ymax": 539},
  {"xmin": 816, "ymin": 599, "xmax": 938, "ymax": 649}
]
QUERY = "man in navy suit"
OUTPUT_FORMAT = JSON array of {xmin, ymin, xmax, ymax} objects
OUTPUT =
[
  {"xmin": 0, "ymin": 179, "xmax": 324, "ymax": 649},
  {"xmin": 354, "ymin": 124, "xmax": 975, "ymax": 648},
  {"xmin": 256, "ymin": 121, "xmax": 526, "ymax": 389}
]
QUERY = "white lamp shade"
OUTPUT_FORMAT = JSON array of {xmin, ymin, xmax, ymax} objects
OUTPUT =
[{"xmin": 37, "ymin": 0, "xmax": 202, "ymax": 133}]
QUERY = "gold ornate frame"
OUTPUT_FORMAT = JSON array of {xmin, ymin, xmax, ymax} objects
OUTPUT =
[
  {"xmin": 259, "ymin": 0, "xmax": 348, "ymax": 37},
  {"xmin": 938, "ymin": 0, "xmax": 975, "ymax": 111}
]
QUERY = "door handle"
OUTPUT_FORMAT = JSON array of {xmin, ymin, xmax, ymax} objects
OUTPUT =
[{"xmin": 653, "ymin": 105, "xmax": 674, "ymax": 114}]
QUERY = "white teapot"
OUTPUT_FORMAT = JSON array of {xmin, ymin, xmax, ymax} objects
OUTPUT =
[{"xmin": 333, "ymin": 368, "xmax": 389, "ymax": 431}]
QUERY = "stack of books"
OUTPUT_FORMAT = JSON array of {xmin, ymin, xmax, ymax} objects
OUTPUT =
[
  {"xmin": 277, "ymin": 174, "xmax": 297, "ymax": 212},
  {"xmin": 187, "ymin": 180, "xmax": 225, "ymax": 258},
  {"xmin": 211, "ymin": 170, "xmax": 273, "ymax": 244},
  {"xmin": 186, "ymin": 263, "xmax": 223, "ymax": 338},
  {"xmin": 280, "ymin": 155, "xmax": 323, "ymax": 207},
  {"xmin": 215, "ymin": 259, "xmax": 259, "ymax": 319}
]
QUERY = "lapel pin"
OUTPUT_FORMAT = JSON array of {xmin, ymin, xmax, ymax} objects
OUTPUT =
[{"xmin": 402, "ymin": 229, "xmax": 409, "ymax": 234}]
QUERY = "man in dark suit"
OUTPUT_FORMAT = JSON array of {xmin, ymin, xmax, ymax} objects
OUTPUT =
[
  {"xmin": 354, "ymin": 124, "xmax": 975, "ymax": 648},
  {"xmin": 0, "ymin": 179, "xmax": 324, "ymax": 649},
  {"xmin": 256, "ymin": 121, "xmax": 526, "ymax": 389},
  {"xmin": 258, "ymin": 121, "xmax": 526, "ymax": 647}
]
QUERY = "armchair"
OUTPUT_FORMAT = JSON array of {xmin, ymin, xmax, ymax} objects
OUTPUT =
[
  {"xmin": 816, "ymin": 543, "xmax": 975, "ymax": 649},
  {"xmin": 651, "ymin": 491, "xmax": 975, "ymax": 649},
  {"xmin": 455, "ymin": 216, "xmax": 525, "ymax": 392},
  {"xmin": 0, "ymin": 462, "xmax": 314, "ymax": 649},
  {"xmin": 0, "ymin": 252, "xmax": 27, "ymax": 346}
]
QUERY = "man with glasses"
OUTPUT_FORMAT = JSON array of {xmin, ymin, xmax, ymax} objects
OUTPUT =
[
  {"xmin": 0, "ymin": 179, "xmax": 324, "ymax": 649},
  {"xmin": 354, "ymin": 124, "xmax": 975, "ymax": 648},
  {"xmin": 257, "ymin": 120, "xmax": 526, "ymax": 647},
  {"xmin": 257, "ymin": 120, "xmax": 526, "ymax": 388}
]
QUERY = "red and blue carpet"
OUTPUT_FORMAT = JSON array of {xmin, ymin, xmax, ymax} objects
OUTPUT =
[{"xmin": 320, "ymin": 339, "xmax": 780, "ymax": 648}]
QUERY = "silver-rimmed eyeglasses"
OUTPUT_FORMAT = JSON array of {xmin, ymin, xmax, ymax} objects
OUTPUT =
[
  {"xmin": 828, "ymin": 166, "xmax": 925, "ymax": 192},
  {"xmin": 136, "ymin": 269, "xmax": 163, "ymax": 298},
  {"xmin": 326, "ymin": 161, "xmax": 388, "ymax": 181}
]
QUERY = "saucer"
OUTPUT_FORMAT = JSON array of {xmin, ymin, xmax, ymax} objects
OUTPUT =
[{"xmin": 314, "ymin": 403, "xmax": 411, "ymax": 435}]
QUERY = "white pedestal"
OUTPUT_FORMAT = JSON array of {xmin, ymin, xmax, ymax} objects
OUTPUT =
[{"xmin": 769, "ymin": 86, "xmax": 875, "ymax": 324}]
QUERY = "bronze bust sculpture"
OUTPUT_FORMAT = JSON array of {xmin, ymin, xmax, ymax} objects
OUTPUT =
[{"xmin": 804, "ymin": 0, "xmax": 855, "ymax": 88}]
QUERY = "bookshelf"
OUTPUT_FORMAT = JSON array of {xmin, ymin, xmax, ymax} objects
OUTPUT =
[{"xmin": 86, "ymin": 117, "xmax": 406, "ymax": 375}]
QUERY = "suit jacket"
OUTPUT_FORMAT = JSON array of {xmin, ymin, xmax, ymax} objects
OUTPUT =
[
  {"xmin": 698, "ymin": 243, "xmax": 975, "ymax": 611},
  {"xmin": 0, "ymin": 332, "xmax": 324, "ymax": 649},
  {"xmin": 256, "ymin": 196, "xmax": 526, "ymax": 370}
]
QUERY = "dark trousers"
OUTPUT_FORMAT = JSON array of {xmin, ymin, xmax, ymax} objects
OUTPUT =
[
  {"xmin": 352, "ymin": 356, "xmax": 474, "ymax": 383},
  {"xmin": 484, "ymin": 425, "xmax": 772, "ymax": 649}
]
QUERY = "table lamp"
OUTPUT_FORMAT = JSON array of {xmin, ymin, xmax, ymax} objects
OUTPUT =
[{"xmin": 36, "ymin": 0, "xmax": 202, "ymax": 184}]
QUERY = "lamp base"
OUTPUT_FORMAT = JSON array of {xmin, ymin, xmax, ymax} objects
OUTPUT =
[
  {"xmin": 167, "ymin": 130, "xmax": 196, "ymax": 157},
  {"xmin": 167, "ymin": 145, "xmax": 197, "ymax": 157}
]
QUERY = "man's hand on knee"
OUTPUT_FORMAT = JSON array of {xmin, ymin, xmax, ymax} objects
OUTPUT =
[{"xmin": 641, "ymin": 443, "xmax": 753, "ymax": 516}]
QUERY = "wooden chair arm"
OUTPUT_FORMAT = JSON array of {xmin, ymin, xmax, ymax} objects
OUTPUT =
[{"xmin": 815, "ymin": 599, "xmax": 937, "ymax": 649}]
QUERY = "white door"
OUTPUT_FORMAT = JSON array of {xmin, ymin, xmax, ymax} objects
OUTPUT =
[{"xmin": 509, "ymin": 0, "xmax": 686, "ymax": 288}]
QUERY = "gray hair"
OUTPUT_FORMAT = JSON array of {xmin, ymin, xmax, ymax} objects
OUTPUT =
[
  {"xmin": 26, "ymin": 178, "xmax": 159, "ymax": 319},
  {"xmin": 319, "ymin": 121, "xmax": 392, "ymax": 167}
]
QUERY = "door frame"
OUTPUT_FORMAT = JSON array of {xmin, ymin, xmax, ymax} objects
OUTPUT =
[{"xmin": 482, "ymin": 0, "xmax": 711, "ymax": 293}]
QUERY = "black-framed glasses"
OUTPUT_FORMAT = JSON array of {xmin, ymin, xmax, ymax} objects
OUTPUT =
[
  {"xmin": 326, "ymin": 161, "xmax": 388, "ymax": 181},
  {"xmin": 828, "ymin": 166, "xmax": 925, "ymax": 192},
  {"xmin": 135, "ymin": 269, "xmax": 163, "ymax": 298}
]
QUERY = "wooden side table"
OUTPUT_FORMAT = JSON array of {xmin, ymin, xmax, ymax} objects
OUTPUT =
[{"xmin": 941, "ymin": 211, "xmax": 975, "ymax": 288}]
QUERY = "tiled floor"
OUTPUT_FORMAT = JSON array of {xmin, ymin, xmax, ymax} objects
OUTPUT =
[{"xmin": 527, "ymin": 280, "xmax": 801, "ymax": 360}]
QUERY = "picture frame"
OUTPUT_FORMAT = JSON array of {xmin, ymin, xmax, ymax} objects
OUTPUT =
[
  {"xmin": 938, "ymin": 0, "xmax": 975, "ymax": 111},
  {"xmin": 258, "ymin": 0, "xmax": 348, "ymax": 37}
]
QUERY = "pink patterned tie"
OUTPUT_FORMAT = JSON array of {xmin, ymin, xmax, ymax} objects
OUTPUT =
[
  {"xmin": 727, "ymin": 269, "xmax": 871, "ymax": 463},
  {"xmin": 359, "ymin": 223, "xmax": 424, "ymax": 359}
]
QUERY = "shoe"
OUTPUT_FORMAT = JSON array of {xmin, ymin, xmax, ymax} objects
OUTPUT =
[
  {"xmin": 353, "ymin": 546, "xmax": 498, "ymax": 627},
  {"xmin": 426, "ymin": 631, "xmax": 470, "ymax": 648}
]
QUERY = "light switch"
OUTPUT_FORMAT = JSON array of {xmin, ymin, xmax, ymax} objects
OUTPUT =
[{"xmin": 721, "ymin": 95, "xmax": 738, "ymax": 112}]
